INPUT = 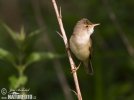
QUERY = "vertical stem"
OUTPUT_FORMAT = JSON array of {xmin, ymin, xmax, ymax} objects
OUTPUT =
[{"xmin": 51, "ymin": 0, "xmax": 82, "ymax": 100}]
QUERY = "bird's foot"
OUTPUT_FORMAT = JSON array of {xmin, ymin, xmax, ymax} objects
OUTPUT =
[{"xmin": 71, "ymin": 62, "xmax": 81, "ymax": 73}]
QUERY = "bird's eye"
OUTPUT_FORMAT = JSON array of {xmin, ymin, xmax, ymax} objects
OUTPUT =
[{"xmin": 85, "ymin": 25, "xmax": 89, "ymax": 28}]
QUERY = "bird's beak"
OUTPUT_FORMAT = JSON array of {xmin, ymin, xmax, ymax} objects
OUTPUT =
[{"xmin": 92, "ymin": 23, "xmax": 100, "ymax": 27}]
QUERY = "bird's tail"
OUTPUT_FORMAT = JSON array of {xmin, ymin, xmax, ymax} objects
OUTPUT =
[{"xmin": 83, "ymin": 59, "xmax": 94, "ymax": 75}]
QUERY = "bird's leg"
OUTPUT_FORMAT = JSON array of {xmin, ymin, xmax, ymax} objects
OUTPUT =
[{"xmin": 71, "ymin": 62, "xmax": 81, "ymax": 73}]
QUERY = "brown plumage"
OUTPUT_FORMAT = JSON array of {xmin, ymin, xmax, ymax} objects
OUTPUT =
[{"xmin": 70, "ymin": 18, "xmax": 99, "ymax": 75}]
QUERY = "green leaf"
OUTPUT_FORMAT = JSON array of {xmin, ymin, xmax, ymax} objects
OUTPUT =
[
  {"xmin": 19, "ymin": 27, "xmax": 26, "ymax": 42},
  {"xmin": 3, "ymin": 24, "xmax": 26, "ymax": 44},
  {"xmin": 26, "ymin": 52, "xmax": 62, "ymax": 66},
  {"xmin": 9, "ymin": 75, "xmax": 27, "ymax": 89},
  {"xmin": 0, "ymin": 48, "xmax": 15, "ymax": 64},
  {"xmin": 24, "ymin": 29, "xmax": 42, "ymax": 51},
  {"xmin": 2, "ymin": 23, "xmax": 17, "ymax": 41},
  {"xmin": 28, "ymin": 28, "xmax": 43, "ymax": 38}
]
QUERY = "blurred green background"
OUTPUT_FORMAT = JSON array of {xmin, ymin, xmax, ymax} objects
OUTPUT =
[{"xmin": 0, "ymin": 0, "xmax": 134, "ymax": 100}]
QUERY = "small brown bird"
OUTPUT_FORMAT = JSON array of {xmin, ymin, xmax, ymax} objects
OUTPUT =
[{"xmin": 69, "ymin": 18, "xmax": 99, "ymax": 75}]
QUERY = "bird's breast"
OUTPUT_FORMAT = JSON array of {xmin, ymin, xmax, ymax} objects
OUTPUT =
[
  {"xmin": 70, "ymin": 33, "xmax": 91, "ymax": 61},
  {"xmin": 75, "ymin": 33, "xmax": 89, "ymax": 45}
]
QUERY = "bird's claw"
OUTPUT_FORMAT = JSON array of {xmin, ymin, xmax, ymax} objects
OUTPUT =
[{"xmin": 71, "ymin": 62, "xmax": 81, "ymax": 73}]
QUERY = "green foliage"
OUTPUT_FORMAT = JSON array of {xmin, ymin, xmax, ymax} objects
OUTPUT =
[
  {"xmin": 9, "ymin": 75, "xmax": 27, "ymax": 90},
  {"xmin": 26, "ymin": 52, "xmax": 62, "ymax": 66},
  {"xmin": 0, "ymin": 24, "xmax": 61, "ymax": 91},
  {"xmin": 0, "ymin": 48, "xmax": 15, "ymax": 64}
]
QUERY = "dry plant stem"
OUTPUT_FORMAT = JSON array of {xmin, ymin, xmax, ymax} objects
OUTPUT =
[{"xmin": 52, "ymin": 0, "xmax": 82, "ymax": 100}]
